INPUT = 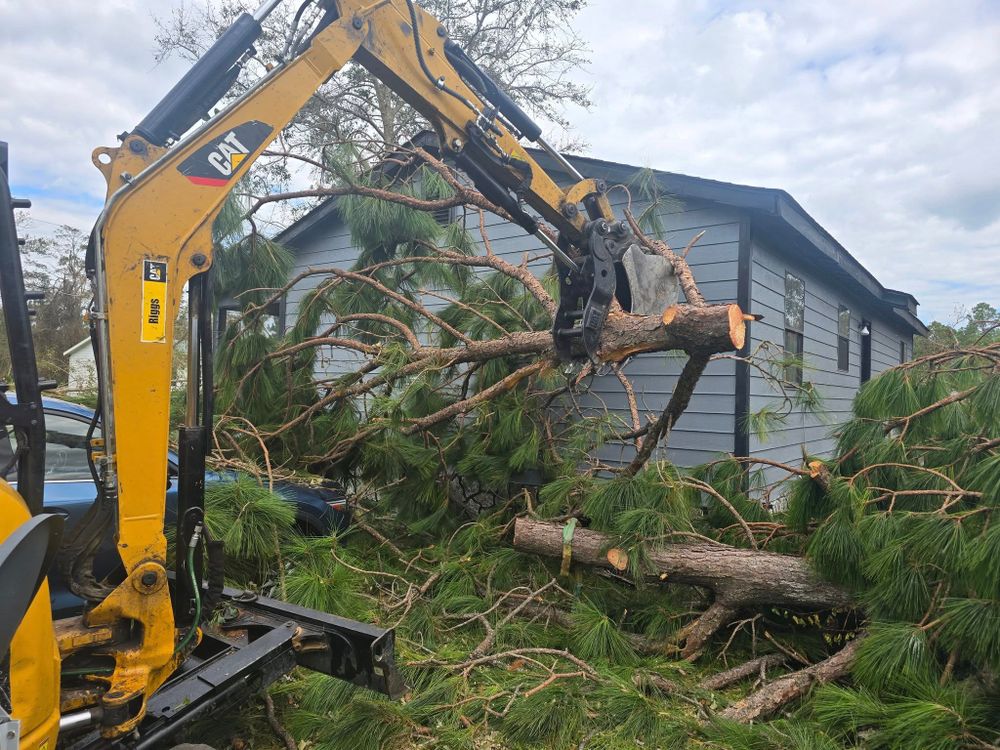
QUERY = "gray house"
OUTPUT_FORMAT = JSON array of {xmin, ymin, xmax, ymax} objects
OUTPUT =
[{"xmin": 275, "ymin": 143, "xmax": 927, "ymax": 483}]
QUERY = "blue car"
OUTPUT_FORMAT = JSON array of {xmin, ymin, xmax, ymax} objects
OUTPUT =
[{"xmin": 0, "ymin": 396, "xmax": 349, "ymax": 615}]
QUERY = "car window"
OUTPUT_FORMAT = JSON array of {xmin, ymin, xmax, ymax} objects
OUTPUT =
[
  {"xmin": 6, "ymin": 412, "xmax": 99, "ymax": 482},
  {"xmin": 0, "ymin": 425, "xmax": 16, "ymax": 480},
  {"xmin": 44, "ymin": 414, "xmax": 97, "ymax": 481}
]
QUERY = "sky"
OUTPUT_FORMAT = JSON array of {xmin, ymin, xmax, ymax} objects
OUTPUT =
[{"xmin": 1, "ymin": 0, "xmax": 998, "ymax": 323}]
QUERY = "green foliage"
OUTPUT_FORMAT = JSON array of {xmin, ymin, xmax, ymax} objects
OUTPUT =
[
  {"xmin": 805, "ymin": 481, "xmax": 866, "ymax": 588},
  {"xmin": 283, "ymin": 535, "xmax": 368, "ymax": 620},
  {"xmin": 704, "ymin": 719, "xmax": 843, "ymax": 750},
  {"xmin": 851, "ymin": 622, "xmax": 938, "ymax": 691},
  {"xmin": 584, "ymin": 468, "xmax": 689, "ymax": 533},
  {"xmin": 204, "ymin": 475, "xmax": 296, "ymax": 583},
  {"xmin": 501, "ymin": 684, "xmax": 587, "ymax": 747},
  {"xmin": 937, "ymin": 597, "xmax": 1000, "ymax": 670},
  {"xmin": 812, "ymin": 680, "xmax": 995, "ymax": 750},
  {"xmin": 287, "ymin": 674, "xmax": 411, "ymax": 750},
  {"xmin": 570, "ymin": 599, "xmax": 636, "ymax": 663},
  {"xmin": 591, "ymin": 672, "xmax": 686, "ymax": 745}
]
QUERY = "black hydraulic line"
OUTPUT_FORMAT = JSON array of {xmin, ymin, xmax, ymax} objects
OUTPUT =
[
  {"xmin": 134, "ymin": 13, "xmax": 263, "ymax": 145},
  {"xmin": 201, "ymin": 524, "xmax": 226, "ymax": 617},
  {"xmin": 0, "ymin": 143, "xmax": 46, "ymax": 514},
  {"xmin": 443, "ymin": 40, "xmax": 543, "ymax": 142},
  {"xmin": 280, "ymin": 0, "xmax": 316, "ymax": 61},
  {"xmin": 175, "ymin": 430, "xmax": 207, "ymax": 625},
  {"xmin": 84, "ymin": 316, "xmax": 102, "ymax": 488}
]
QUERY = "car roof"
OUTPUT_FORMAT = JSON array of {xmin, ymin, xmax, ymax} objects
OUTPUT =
[{"xmin": 6, "ymin": 393, "xmax": 97, "ymax": 420}]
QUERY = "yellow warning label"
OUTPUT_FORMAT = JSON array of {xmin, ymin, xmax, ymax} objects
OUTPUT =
[{"xmin": 141, "ymin": 259, "xmax": 168, "ymax": 343}]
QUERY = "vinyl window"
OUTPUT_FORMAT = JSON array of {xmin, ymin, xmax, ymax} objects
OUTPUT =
[
  {"xmin": 784, "ymin": 273, "xmax": 805, "ymax": 385},
  {"xmin": 837, "ymin": 306, "xmax": 851, "ymax": 371}
]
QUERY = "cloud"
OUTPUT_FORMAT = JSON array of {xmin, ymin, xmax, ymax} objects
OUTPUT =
[
  {"xmin": 0, "ymin": 1, "xmax": 188, "ymax": 216},
  {"xmin": 564, "ymin": 0, "xmax": 1000, "ymax": 321},
  {"xmin": 2, "ymin": 0, "xmax": 996, "ymax": 322}
]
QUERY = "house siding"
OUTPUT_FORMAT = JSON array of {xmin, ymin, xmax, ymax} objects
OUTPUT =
[
  {"xmin": 284, "ymin": 219, "xmax": 367, "ymax": 381},
  {"xmin": 747, "ymin": 233, "xmax": 914, "ymax": 492}
]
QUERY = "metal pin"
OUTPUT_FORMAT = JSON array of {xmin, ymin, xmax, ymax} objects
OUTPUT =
[{"xmin": 534, "ymin": 230, "xmax": 579, "ymax": 272}]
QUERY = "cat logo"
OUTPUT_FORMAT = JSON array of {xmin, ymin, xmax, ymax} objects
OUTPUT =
[
  {"xmin": 177, "ymin": 120, "xmax": 273, "ymax": 187},
  {"xmin": 207, "ymin": 131, "xmax": 249, "ymax": 178}
]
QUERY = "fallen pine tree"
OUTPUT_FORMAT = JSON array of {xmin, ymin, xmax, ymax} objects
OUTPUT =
[{"xmin": 197, "ymin": 147, "xmax": 1000, "ymax": 748}]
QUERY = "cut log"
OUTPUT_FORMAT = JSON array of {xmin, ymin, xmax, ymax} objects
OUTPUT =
[
  {"xmin": 599, "ymin": 303, "xmax": 745, "ymax": 362},
  {"xmin": 513, "ymin": 519, "xmax": 850, "ymax": 610},
  {"xmin": 512, "ymin": 519, "xmax": 851, "ymax": 658}
]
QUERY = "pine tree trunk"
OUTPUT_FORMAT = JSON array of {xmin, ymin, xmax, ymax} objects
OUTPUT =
[{"xmin": 512, "ymin": 519, "xmax": 851, "ymax": 656}]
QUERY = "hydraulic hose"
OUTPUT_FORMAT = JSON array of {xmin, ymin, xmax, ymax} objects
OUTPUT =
[{"xmin": 175, "ymin": 524, "xmax": 203, "ymax": 654}]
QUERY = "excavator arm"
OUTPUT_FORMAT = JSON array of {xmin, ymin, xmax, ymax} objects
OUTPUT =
[{"xmin": 7, "ymin": 0, "xmax": 640, "ymax": 744}]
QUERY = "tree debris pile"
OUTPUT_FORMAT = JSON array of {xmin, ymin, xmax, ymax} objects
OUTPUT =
[{"xmin": 197, "ymin": 153, "xmax": 1000, "ymax": 749}]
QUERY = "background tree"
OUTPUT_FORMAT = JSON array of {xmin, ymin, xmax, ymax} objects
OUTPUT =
[
  {"xmin": 0, "ymin": 224, "xmax": 89, "ymax": 385},
  {"xmin": 915, "ymin": 301, "xmax": 998, "ymax": 356}
]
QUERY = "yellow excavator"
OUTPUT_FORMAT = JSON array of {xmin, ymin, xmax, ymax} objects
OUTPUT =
[{"xmin": 0, "ymin": 1, "xmax": 639, "ymax": 746}]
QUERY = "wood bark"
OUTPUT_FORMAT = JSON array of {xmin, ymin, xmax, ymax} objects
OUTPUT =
[
  {"xmin": 513, "ymin": 519, "xmax": 851, "ymax": 657},
  {"xmin": 394, "ymin": 302, "xmax": 744, "ymax": 366},
  {"xmin": 718, "ymin": 636, "xmax": 864, "ymax": 722},
  {"xmin": 699, "ymin": 654, "xmax": 788, "ymax": 691}
]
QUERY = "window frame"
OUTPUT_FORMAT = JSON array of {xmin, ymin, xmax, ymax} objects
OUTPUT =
[{"xmin": 431, "ymin": 205, "xmax": 454, "ymax": 226}]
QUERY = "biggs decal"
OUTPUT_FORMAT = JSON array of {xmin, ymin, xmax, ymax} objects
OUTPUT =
[
  {"xmin": 141, "ymin": 259, "xmax": 168, "ymax": 343},
  {"xmin": 177, "ymin": 120, "xmax": 272, "ymax": 187}
]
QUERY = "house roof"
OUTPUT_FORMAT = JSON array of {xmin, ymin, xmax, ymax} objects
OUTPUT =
[
  {"xmin": 278, "ymin": 133, "xmax": 928, "ymax": 336},
  {"xmin": 63, "ymin": 338, "xmax": 91, "ymax": 358}
]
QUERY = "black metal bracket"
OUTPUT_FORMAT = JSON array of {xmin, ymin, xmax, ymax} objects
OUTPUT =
[
  {"xmin": 0, "ymin": 142, "xmax": 47, "ymax": 513},
  {"xmin": 63, "ymin": 582, "xmax": 405, "ymax": 749},
  {"xmin": 552, "ymin": 219, "xmax": 633, "ymax": 362}
]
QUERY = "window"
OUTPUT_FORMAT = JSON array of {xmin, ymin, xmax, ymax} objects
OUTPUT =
[
  {"xmin": 837, "ymin": 306, "xmax": 851, "ymax": 371},
  {"xmin": 860, "ymin": 320, "xmax": 872, "ymax": 384},
  {"xmin": 44, "ymin": 414, "xmax": 97, "ymax": 481},
  {"xmin": 784, "ymin": 273, "xmax": 805, "ymax": 384},
  {"xmin": 431, "ymin": 206, "xmax": 453, "ymax": 226},
  {"xmin": 900, "ymin": 340, "xmax": 907, "ymax": 364},
  {"xmin": 4, "ymin": 413, "xmax": 98, "ymax": 482}
]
